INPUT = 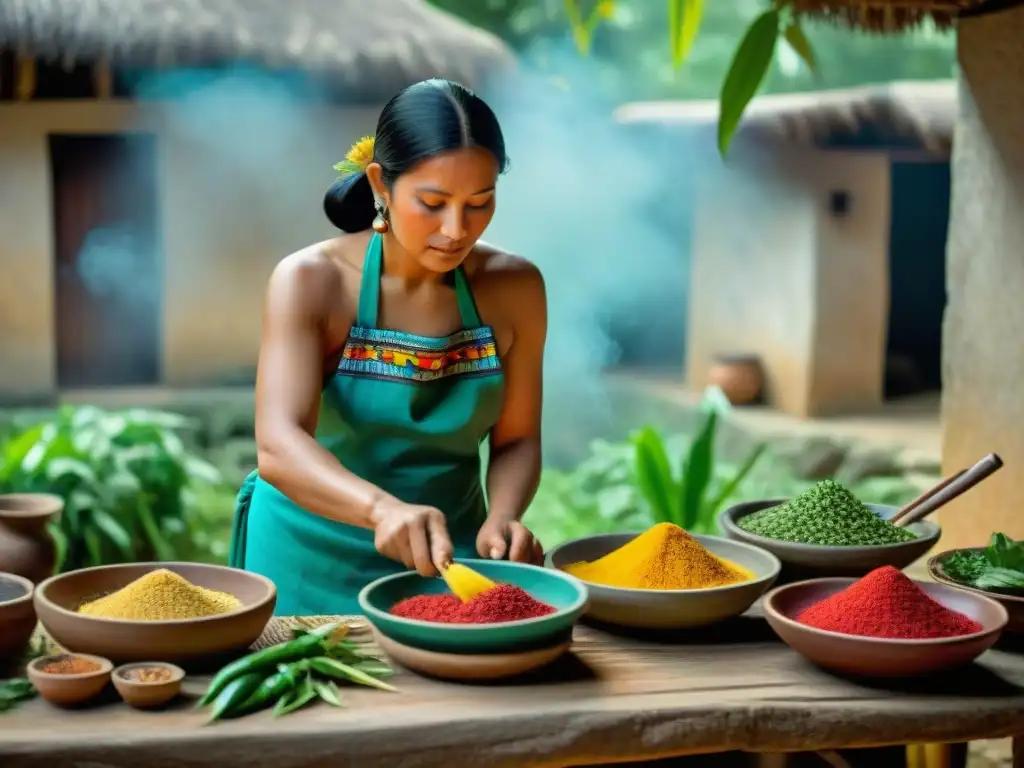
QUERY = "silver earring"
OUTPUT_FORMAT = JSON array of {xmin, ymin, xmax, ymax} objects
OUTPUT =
[{"xmin": 372, "ymin": 199, "xmax": 389, "ymax": 234}]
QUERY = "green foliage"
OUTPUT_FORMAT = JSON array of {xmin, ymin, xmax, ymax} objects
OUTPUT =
[
  {"xmin": 633, "ymin": 387, "xmax": 766, "ymax": 532},
  {"xmin": 524, "ymin": 388, "xmax": 767, "ymax": 547},
  {"xmin": 0, "ymin": 406, "xmax": 228, "ymax": 572},
  {"xmin": 717, "ymin": 9, "xmax": 779, "ymax": 155}
]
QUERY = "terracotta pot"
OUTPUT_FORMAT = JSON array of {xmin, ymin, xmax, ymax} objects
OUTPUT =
[
  {"xmin": 708, "ymin": 356, "xmax": 764, "ymax": 406},
  {"xmin": 0, "ymin": 494, "xmax": 63, "ymax": 584}
]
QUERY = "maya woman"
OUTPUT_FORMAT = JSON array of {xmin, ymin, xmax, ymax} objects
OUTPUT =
[{"xmin": 229, "ymin": 79, "xmax": 547, "ymax": 615}]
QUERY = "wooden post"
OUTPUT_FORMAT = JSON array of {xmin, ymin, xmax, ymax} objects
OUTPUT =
[
  {"xmin": 93, "ymin": 59, "xmax": 112, "ymax": 99},
  {"xmin": 1013, "ymin": 735, "xmax": 1022, "ymax": 768},
  {"xmin": 15, "ymin": 52, "xmax": 35, "ymax": 100}
]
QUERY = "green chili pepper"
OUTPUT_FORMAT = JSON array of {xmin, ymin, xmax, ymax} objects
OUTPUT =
[
  {"xmin": 233, "ymin": 661, "xmax": 308, "ymax": 716},
  {"xmin": 308, "ymin": 656, "xmax": 397, "ymax": 692},
  {"xmin": 198, "ymin": 626, "xmax": 341, "ymax": 707},
  {"xmin": 273, "ymin": 674, "xmax": 318, "ymax": 717},
  {"xmin": 207, "ymin": 672, "xmax": 265, "ymax": 723}
]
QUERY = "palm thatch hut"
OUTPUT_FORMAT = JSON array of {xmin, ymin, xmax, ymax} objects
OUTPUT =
[
  {"xmin": 618, "ymin": 81, "xmax": 957, "ymax": 419},
  {"xmin": 0, "ymin": 0, "xmax": 514, "ymax": 397}
]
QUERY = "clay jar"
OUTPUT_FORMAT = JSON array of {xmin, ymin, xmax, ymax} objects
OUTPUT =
[
  {"xmin": 707, "ymin": 355, "xmax": 764, "ymax": 406},
  {"xmin": 0, "ymin": 494, "xmax": 63, "ymax": 584}
]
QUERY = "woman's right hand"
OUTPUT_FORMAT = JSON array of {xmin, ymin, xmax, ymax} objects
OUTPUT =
[{"xmin": 370, "ymin": 497, "xmax": 454, "ymax": 577}]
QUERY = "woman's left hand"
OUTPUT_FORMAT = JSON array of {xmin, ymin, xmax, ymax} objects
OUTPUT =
[{"xmin": 477, "ymin": 517, "xmax": 544, "ymax": 565}]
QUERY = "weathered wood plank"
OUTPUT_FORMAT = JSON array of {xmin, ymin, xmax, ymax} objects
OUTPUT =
[{"xmin": 3, "ymin": 620, "xmax": 1023, "ymax": 768}]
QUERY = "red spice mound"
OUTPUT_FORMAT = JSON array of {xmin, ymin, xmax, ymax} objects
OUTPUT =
[
  {"xmin": 390, "ymin": 584, "xmax": 557, "ymax": 624},
  {"xmin": 796, "ymin": 565, "xmax": 983, "ymax": 639}
]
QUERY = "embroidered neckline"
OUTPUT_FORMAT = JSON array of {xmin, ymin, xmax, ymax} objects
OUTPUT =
[{"xmin": 337, "ymin": 325, "xmax": 502, "ymax": 383}]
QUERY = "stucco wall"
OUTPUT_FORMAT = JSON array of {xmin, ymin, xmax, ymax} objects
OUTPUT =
[
  {"xmin": 0, "ymin": 101, "xmax": 379, "ymax": 400},
  {"xmin": 941, "ymin": 5, "xmax": 1024, "ymax": 546},
  {"xmin": 688, "ymin": 144, "xmax": 890, "ymax": 417}
]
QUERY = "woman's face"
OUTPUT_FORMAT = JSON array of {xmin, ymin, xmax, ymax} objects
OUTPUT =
[{"xmin": 369, "ymin": 147, "xmax": 499, "ymax": 273}]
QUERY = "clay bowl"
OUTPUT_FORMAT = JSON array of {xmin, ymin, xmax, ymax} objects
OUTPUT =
[
  {"xmin": 0, "ymin": 572, "xmax": 36, "ymax": 661},
  {"xmin": 359, "ymin": 559, "xmax": 588, "ymax": 654},
  {"xmin": 546, "ymin": 532, "xmax": 781, "ymax": 629},
  {"xmin": 719, "ymin": 500, "xmax": 940, "ymax": 580},
  {"xmin": 928, "ymin": 548, "xmax": 1024, "ymax": 634},
  {"xmin": 34, "ymin": 562, "xmax": 276, "ymax": 664},
  {"xmin": 27, "ymin": 652, "xmax": 113, "ymax": 707},
  {"xmin": 112, "ymin": 662, "xmax": 185, "ymax": 708},
  {"xmin": 763, "ymin": 577, "xmax": 1008, "ymax": 677},
  {"xmin": 373, "ymin": 630, "xmax": 571, "ymax": 681}
]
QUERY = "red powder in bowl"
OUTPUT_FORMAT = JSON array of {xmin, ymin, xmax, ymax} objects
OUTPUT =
[
  {"xmin": 389, "ymin": 584, "xmax": 556, "ymax": 624},
  {"xmin": 796, "ymin": 566, "xmax": 984, "ymax": 639}
]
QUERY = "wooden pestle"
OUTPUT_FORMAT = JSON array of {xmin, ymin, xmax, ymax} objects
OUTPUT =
[{"xmin": 890, "ymin": 453, "xmax": 1003, "ymax": 528}]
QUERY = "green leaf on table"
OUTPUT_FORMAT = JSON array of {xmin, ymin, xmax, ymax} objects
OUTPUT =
[
  {"xmin": 669, "ymin": 0, "xmax": 704, "ymax": 69},
  {"xmin": 718, "ymin": 9, "xmax": 780, "ymax": 157},
  {"xmin": 783, "ymin": 22, "xmax": 817, "ymax": 73},
  {"xmin": 313, "ymin": 679, "xmax": 345, "ymax": 708}
]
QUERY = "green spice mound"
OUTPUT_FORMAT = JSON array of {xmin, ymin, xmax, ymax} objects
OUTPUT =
[{"xmin": 737, "ymin": 479, "xmax": 919, "ymax": 546}]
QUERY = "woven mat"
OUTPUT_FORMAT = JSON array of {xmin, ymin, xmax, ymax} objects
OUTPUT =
[{"xmin": 29, "ymin": 615, "xmax": 378, "ymax": 659}]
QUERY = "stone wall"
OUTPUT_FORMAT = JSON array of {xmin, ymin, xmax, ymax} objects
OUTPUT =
[{"xmin": 940, "ymin": 4, "xmax": 1024, "ymax": 549}]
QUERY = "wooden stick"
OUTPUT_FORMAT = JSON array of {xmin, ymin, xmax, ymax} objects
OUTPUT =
[
  {"xmin": 891, "ymin": 453, "xmax": 1003, "ymax": 528},
  {"xmin": 890, "ymin": 470, "xmax": 966, "ymax": 526}
]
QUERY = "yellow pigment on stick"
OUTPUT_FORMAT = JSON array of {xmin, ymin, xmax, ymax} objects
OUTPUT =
[
  {"xmin": 563, "ymin": 522, "xmax": 754, "ymax": 590},
  {"xmin": 77, "ymin": 568, "xmax": 241, "ymax": 620}
]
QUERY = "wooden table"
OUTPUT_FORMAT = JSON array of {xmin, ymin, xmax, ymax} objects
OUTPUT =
[{"xmin": 2, "ymin": 615, "xmax": 1023, "ymax": 768}]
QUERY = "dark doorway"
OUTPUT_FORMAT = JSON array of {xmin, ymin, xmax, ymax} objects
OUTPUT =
[
  {"xmin": 884, "ymin": 161, "xmax": 950, "ymax": 399},
  {"xmin": 49, "ymin": 134, "xmax": 162, "ymax": 387}
]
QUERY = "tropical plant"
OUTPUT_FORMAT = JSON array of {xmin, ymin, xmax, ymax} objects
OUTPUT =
[
  {"xmin": 0, "ymin": 406, "xmax": 226, "ymax": 572},
  {"xmin": 524, "ymin": 387, "xmax": 768, "ymax": 545},
  {"xmin": 631, "ymin": 387, "xmax": 767, "ymax": 533},
  {"xmin": 564, "ymin": 0, "xmax": 819, "ymax": 155}
]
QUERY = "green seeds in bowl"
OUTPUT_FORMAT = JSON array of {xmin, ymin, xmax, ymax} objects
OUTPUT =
[{"xmin": 737, "ymin": 480, "xmax": 918, "ymax": 546}]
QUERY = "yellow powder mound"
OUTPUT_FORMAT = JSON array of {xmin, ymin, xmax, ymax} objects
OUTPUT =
[
  {"xmin": 77, "ymin": 568, "xmax": 242, "ymax": 621},
  {"xmin": 563, "ymin": 522, "xmax": 754, "ymax": 590}
]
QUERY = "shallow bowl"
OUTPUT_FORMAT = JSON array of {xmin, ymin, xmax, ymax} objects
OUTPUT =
[
  {"xmin": 928, "ymin": 548, "xmax": 1024, "ymax": 634},
  {"xmin": 372, "ymin": 629, "xmax": 570, "ymax": 681},
  {"xmin": 27, "ymin": 652, "xmax": 113, "ymax": 707},
  {"xmin": 0, "ymin": 572, "xmax": 36, "ymax": 661},
  {"xmin": 34, "ymin": 562, "xmax": 276, "ymax": 664},
  {"xmin": 719, "ymin": 500, "xmax": 941, "ymax": 579},
  {"xmin": 546, "ymin": 532, "xmax": 781, "ymax": 629},
  {"xmin": 112, "ymin": 661, "xmax": 185, "ymax": 708},
  {"xmin": 763, "ymin": 577, "xmax": 1007, "ymax": 677},
  {"xmin": 358, "ymin": 559, "xmax": 588, "ymax": 654}
]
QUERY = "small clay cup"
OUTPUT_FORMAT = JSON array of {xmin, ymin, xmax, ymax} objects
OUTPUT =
[
  {"xmin": 112, "ymin": 662, "xmax": 185, "ymax": 708},
  {"xmin": 28, "ymin": 652, "xmax": 113, "ymax": 707},
  {"xmin": 0, "ymin": 572, "xmax": 36, "ymax": 661}
]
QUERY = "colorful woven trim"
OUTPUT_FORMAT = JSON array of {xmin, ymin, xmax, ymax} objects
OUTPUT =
[{"xmin": 337, "ymin": 325, "xmax": 501, "ymax": 383}]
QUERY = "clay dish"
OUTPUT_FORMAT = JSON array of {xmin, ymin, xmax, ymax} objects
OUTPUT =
[
  {"xmin": 763, "ymin": 577, "xmax": 1008, "ymax": 678},
  {"xmin": 372, "ymin": 629, "xmax": 570, "ymax": 681},
  {"xmin": 28, "ymin": 653, "xmax": 113, "ymax": 707},
  {"xmin": 0, "ymin": 572, "xmax": 36, "ymax": 661},
  {"xmin": 0, "ymin": 493, "xmax": 63, "ymax": 584},
  {"xmin": 719, "ymin": 500, "xmax": 940, "ymax": 580},
  {"xmin": 546, "ymin": 532, "xmax": 780, "ymax": 630},
  {"xmin": 34, "ymin": 562, "xmax": 276, "ymax": 664},
  {"xmin": 112, "ymin": 662, "xmax": 185, "ymax": 708},
  {"xmin": 928, "ymin": 548, "xmax": 1024, "ymax": 634}
]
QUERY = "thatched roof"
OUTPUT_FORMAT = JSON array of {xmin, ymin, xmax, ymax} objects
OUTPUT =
[
  {"xmin": 0, "ymin": 0, "xmax": 515, "ymax": 100},
  {"xmin": 615, "ymin": 80, "xmax": 957, "ymax": 155},
  {"xmin": 791, "ymin": 0, "xmax": 985, "ymax": 32}
]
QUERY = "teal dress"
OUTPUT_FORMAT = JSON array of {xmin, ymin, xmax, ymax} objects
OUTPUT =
[{"xmin": 228, "ymin": 234, "xmax": 505, "ymax": 615}]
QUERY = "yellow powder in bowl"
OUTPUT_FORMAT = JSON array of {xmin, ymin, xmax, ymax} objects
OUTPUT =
[
  {"xmin": 77, "ymin": 569, "xmax": 242, "ymax": 620},
  {"xmin": 563, "ymin": 522, "xmax": 755, "ymax": 590}
]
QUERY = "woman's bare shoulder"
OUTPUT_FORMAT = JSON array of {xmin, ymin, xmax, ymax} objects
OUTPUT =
[
  {"xmin": 267, "ymin": 236, "xmax": 366, "ymax": 309},
  {"xmin": 469, "ymin": 240, "xmax": 543, "ymax": 285}
]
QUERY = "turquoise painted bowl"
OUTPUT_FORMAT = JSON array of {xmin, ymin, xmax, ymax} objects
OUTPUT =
[{"xmin": 358, "ymin": 559, "xmax": 589, "ymax": 654}]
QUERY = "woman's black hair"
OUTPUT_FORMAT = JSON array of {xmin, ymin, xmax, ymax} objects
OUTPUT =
[{"xmin": 324, "ymin": 79, "xmax": 509, "ymax": 232}]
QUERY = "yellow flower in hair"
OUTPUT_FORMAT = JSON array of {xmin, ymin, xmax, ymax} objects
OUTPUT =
[{"xmin": 333, "ymin": 135, "xmax": 375, "ymax": 176}]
